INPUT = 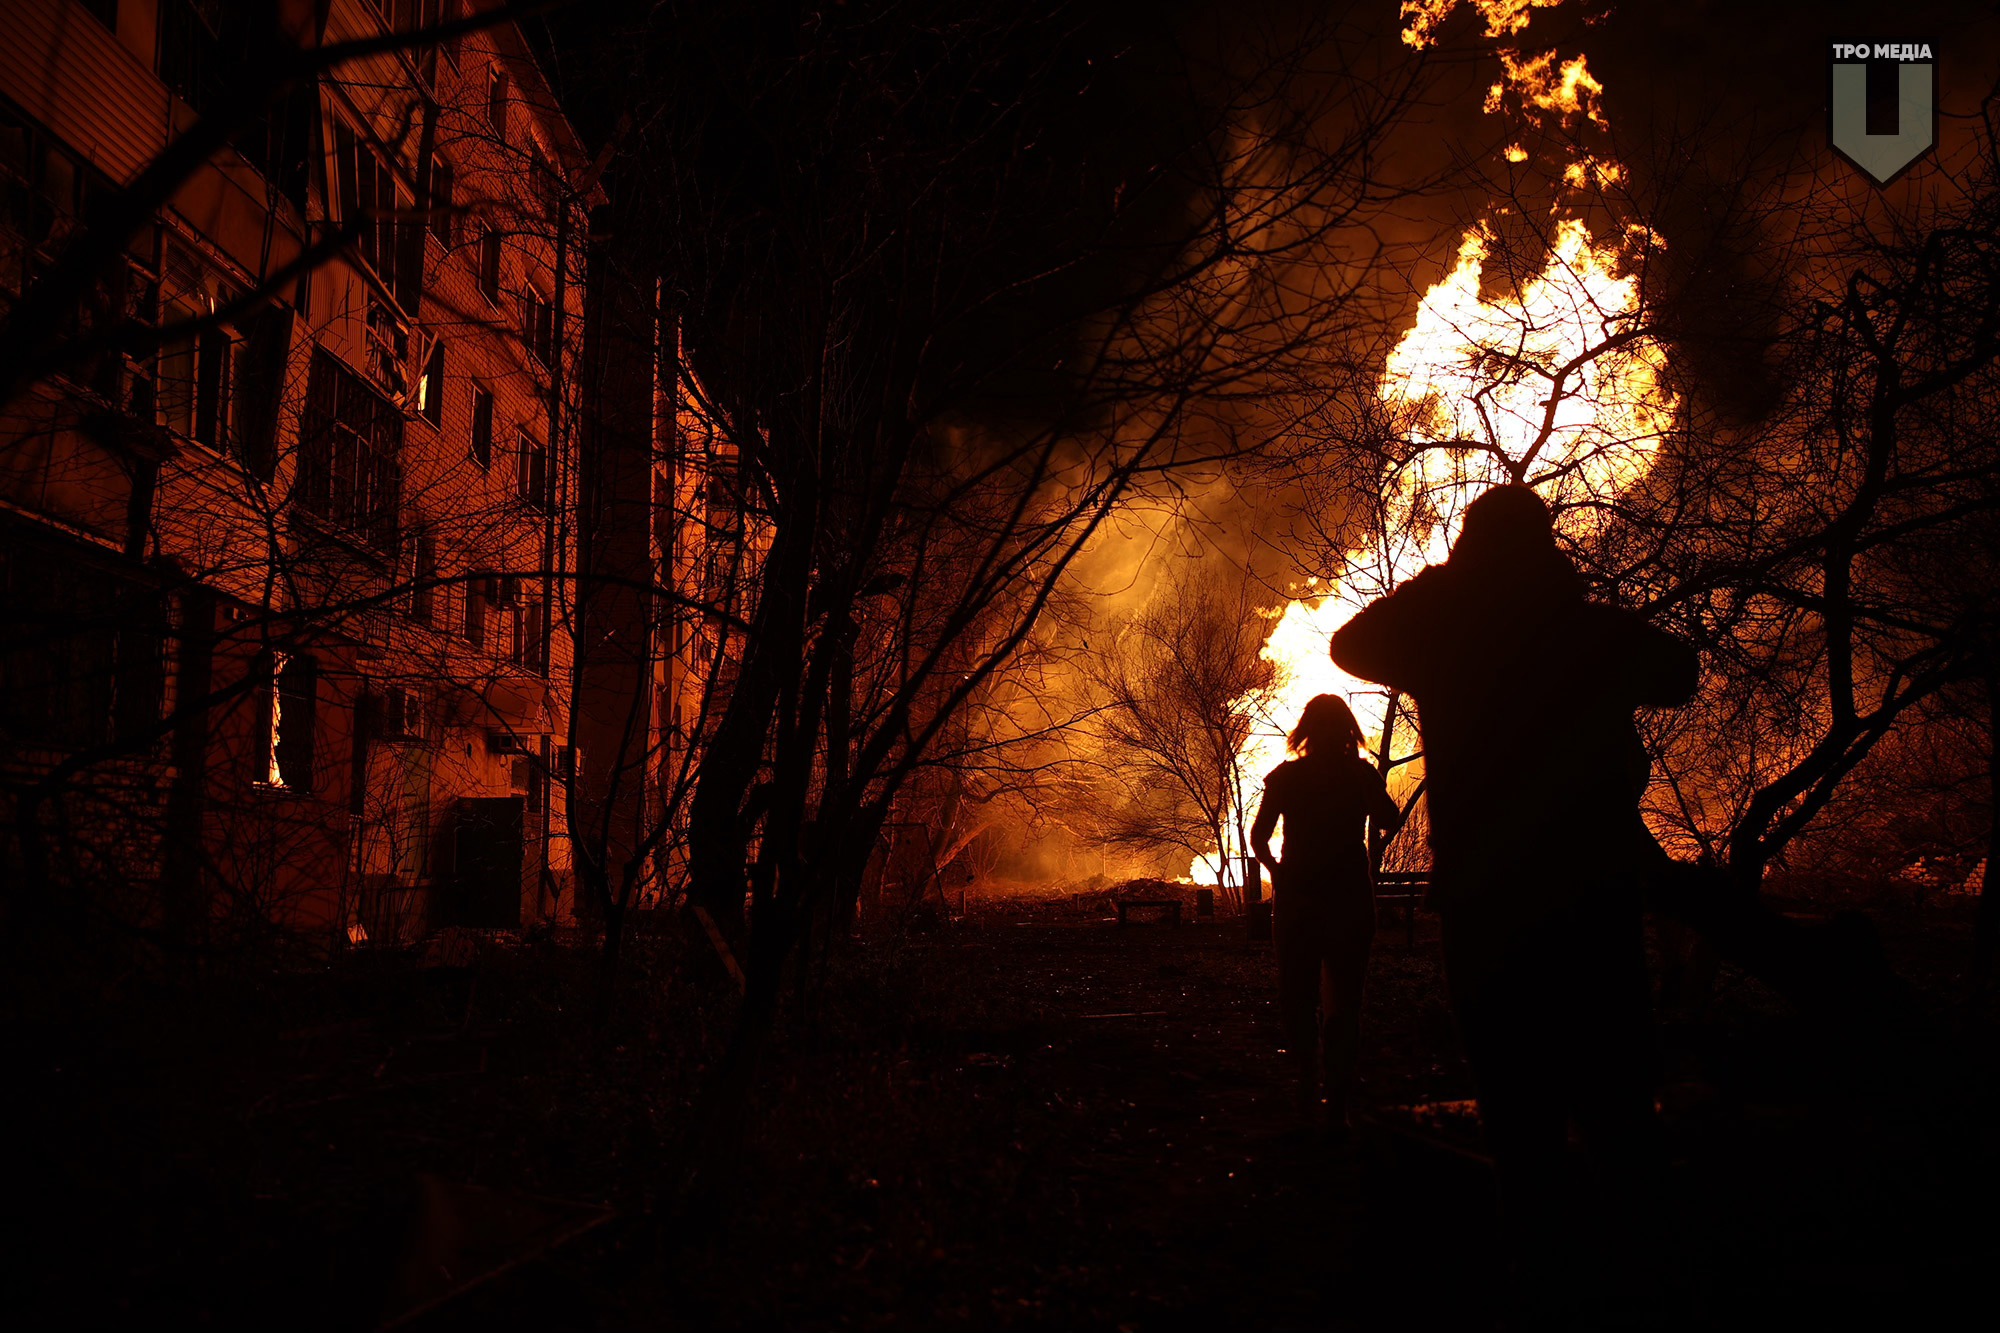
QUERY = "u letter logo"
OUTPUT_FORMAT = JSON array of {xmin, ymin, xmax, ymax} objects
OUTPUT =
[{"xmin": 1830, "ymin": 55, "xmax": 1937, "ymax": 186}]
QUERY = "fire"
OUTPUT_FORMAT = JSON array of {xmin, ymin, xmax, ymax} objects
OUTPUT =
[
  {"xmin": 1562, "ymin": 156, "xmax": 1624, "ymax": 189},
  {"xmin": 1190, "ymin": 2, "xmax": 1674, "ymax": 885},
  {"xmin": 1486, "ymin": 50, "xmax": 1606, "ymax": 127},
  {"xmin": 1400, "ymin": 0, "xmax": 1565, "ymax": 48}
]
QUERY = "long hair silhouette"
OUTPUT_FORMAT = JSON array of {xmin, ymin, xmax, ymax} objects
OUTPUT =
[{"xmin": 1287, "ymin": 693, "xmax": 1365, "ymax": 758}]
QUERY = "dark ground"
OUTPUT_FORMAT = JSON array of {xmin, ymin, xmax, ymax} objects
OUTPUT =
[{"xmin": 10, "ymin": 893, "xmax": 1998, "ymax": 1330}]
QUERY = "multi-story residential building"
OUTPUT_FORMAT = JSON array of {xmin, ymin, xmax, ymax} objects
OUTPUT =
[{"xmin": 0, "ymin": 0, "xmax": 602, "ymax": 948}]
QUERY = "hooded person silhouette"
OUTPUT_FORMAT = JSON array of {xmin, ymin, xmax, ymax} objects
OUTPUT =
[
  {"xmin": 1331, "ymin": 484, "xmax": 1698, "ymax": 1313},
  {"xmin": 1249, "ymin": 694, "xmax": 1402, "ymax": 1132}
]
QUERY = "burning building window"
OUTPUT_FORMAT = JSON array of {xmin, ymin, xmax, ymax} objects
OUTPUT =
[
  {"xmin": 257, "ymin": 649, "xmax": 318, "ymax": 792},
  {"xmin": 417, "ymin": 337, "xmax": 446, "ymax": 427}
]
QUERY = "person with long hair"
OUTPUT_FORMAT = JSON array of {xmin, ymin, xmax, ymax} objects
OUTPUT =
[{"xmin": 1249, "ymin": 692, "xmax": 1402, "ymax": 1132}]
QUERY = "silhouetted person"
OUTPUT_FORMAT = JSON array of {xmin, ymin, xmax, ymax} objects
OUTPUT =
[
  {"xmin": 1250, "ymin": 693, "xmax": 1402, "ymax": 1133},
  {"xmin": 1331, "ymin": 485, "xmax": 1696, "ymax": 1317}
]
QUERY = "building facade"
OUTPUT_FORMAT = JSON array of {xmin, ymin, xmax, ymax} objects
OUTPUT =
[{"xmin": 0, "ymin": 0, "xmax": 603, "ymax": 948}]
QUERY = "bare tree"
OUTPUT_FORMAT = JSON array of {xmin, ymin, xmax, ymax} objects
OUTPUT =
[
  {"xmin": 1092, "ymin": 564, "xmax": 1275, "ymax": 894},
  {"xmin": 544, "ymin": 0, "xmax": 1435, "ymax": 1187}
]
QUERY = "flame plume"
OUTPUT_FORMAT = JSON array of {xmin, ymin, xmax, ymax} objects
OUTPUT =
[{"xmin": 1190, "ymin": 1, "xmax": 1675, "ymax": 882}]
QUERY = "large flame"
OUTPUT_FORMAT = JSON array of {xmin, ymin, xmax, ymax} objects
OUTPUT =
[
  {"xmin": 1191, "ymin": 4, "xmax": 1674, "ymax": 883},
  {"xmin": 1400, "ymin": 0, "xmax": 1565, "ymax": 47}
]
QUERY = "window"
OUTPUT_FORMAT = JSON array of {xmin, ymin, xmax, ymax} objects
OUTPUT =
[
  {"xmin": 516, "ymin": 429, "xmax": 548, "ymax": 510},
  {"xmin": 487, "ymin": 66, "xmax": 509, "ymax": 145},
  {"xmin": 512, "ymin": 595, "xmax": 546, "ymax": 674},
  {"xmin": 158, "ymin": 1, "xmax": 226, "ymax": 119},
  {"xmin": 519, "ymin": 285, "xmax": 554, "ymax": 367},
  {"xmin": 469, "ymin": 385, "xmax": 493, "ymax": 468},
  {"xmin": 330, "ymin": 118, "xmax": 410, "ymax": 299},
  {"xmin": 232, "ymin": 303, "xmax": 293, "ymax": 480},
  {"xmin": 159, "ymin": 4, "xmax": 310, "ymax": 203},
  {"xmin": 363, "ymin": 297, "xmax": 408, "ymax": 397},
  {"xmin": 417, "ymin": 337, "xmax": 445, "ymax": 427},
  {"xmin": 425, "ymin": 156, "xmax": 454, "ymax": 246},
  {"xmin": 477, "ymin": 224, "xmax": 501, "ymax": 303},
  {"xmin": 0, "ymin": 110, "xmax": 108, "ymax": 314},
  {"xmin": 440, "ymin": 0, "xmax": 464, "ymax": 65},
  {"xmin": 407, "ymin": 529, "xmax": 436, "ymax": 625},
  {"xmin": 528, "ymin": 148, "xmax": 560, "ymax": 224},
  {"xmin": 156, "ymin": 324, "xmax": 231, "ymax": 449},
  {"xmin": 463, "ymin": 575, "xmax": 486, "ymax": 647},
  {"xmin": 257, "ymin": 650, "xmax": 318, "ymax": 791},
  {"xmin": 518, "ymin": 753, "xmax": 546, "ymax": 813},
  {"xmin": 155, "ymin": 246, "xmax": 235, "ymax": 451},
  {"xmin": 297, "ymin": 348, "xmax": 404, "ymax": 554},
  {"xmin": 0, "ymin": 539, "xmax": 164, "ymax": 751},
  {"xmin": 388, "ymin": 0, "xmax": 446, "ymax": 85},
  {"xmin": 376, "ymin": 683, "xmax": 427, "ymax": 740}
]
